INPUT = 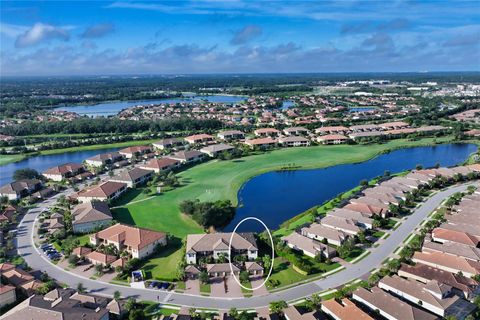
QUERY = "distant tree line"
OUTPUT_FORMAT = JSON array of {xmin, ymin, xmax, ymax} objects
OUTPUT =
[
  {"xmin": 179, "ymin": 199, "xmax": 235, "ymax": 228},
  {"xmin": 0, "ymin": 117, "xmax": 223, "ymax": 136}
]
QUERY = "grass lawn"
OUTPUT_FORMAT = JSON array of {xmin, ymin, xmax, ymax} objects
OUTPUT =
[
  {"xmin": 344, "ymin": 247, "xmax": 367, "ymax": 262},
  {"xmin": 372, "ymin": 230, "xmax": 386, "ymax": 238},
  {"xmin": 200, "ymin": 283, "xmax": 211, "ymax": 295},
  {"xmin": 110, "ymin": 187, "xmax": 154, "ymax": 207},
  {"xmin": 138, "ymin": 239, "xmax": 186, "ymax": 281},
  {"xmin": 240, "ymin": 280, "xmax": 252, "ymax": 297},
  {"xmin": 0, "ymin": 154, "xmax": 26, "ymax": 165}
]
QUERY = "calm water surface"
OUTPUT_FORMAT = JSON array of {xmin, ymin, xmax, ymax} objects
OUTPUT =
[
  {"xmin": 225, "ymin": 143, "xmax": 477, "ymax": 232},
  {"xmin": 55, "ymin": 95, "xmax": 246, "ymax": 117}
]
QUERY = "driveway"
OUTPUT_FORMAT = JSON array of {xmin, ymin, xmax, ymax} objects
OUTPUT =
[
  {"xmin": 250, "ymin": 276, "xmax": 268, "ymax": 296},
  {"xmin": 210, "ymin": 277, "xmax": 227, "ymax": 297},
  {"xmin": 15, "ymin": 181, "xmax": 478, "ymax": 309},
  {"xmin": 185, "ymin": 278, "xmax": 200, "ymax": 295}
]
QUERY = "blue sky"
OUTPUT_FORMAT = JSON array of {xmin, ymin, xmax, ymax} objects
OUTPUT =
[{"xmin": 1, "ymin": 1, "xmax": 479, "ymax": 76}]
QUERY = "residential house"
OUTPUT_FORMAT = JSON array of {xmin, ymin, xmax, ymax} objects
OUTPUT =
[
  {"xmin": 85, "ymin": 152, "xmax": 124, "ymax": 167},
  {"xmin": 245, "ymin": 261, "xmax": 264, "ymax": 276},
  {"xmin": 254, "ymin": 128, "xmax": 280, "ymax": 137},
  {"xmin": 278, "ymin": 136, "xmax": 310, "ymax": 147},
  {"xmin": 206, "ymin": 263, "xmax": 240, "ymax": 277},
  {"xmin": 283, "ymin": 305, "xmax": 322, "ymax": 320},
  {"xmin": 139, "ymin": 157, "xmax": 180, "ymax": 173},
  {"xmin": 90, "ymin": 223, "xmax": 167, "ymax": 259},
  {"xmin": 71, "ymin": 201, "xmax": 113, "ymax": 234},
  {"xmin": 152, "ymin": 138, "xmax": 184, "ymax": 150},
  {"xmin": 217, "ymin": 130, "xmax": 245, "ymax": 140},
  {"xmin": 185, "ymin": 232, "xmax": 258, "ymax": 264},
  {"xmin": 301, "ymin": 223, "xmax": 347, "ymax": 246},
  {"xmin": 0, "ymin": 179, "xmax": 43, "ymax": 201},
  {"xmin": 43, "ymin": 163, "xmax": 85, "ymax": 181},
  {"xmin": 167, "ymin": 150, "xmax": 205, "ymax": 164},
  {"xmin": 72, "ymin": 246, "xmax": 92, "ymax": 258},
  {"xmin": 184, "ymin": 134, "xmax": 215, "ymax": 145},
  {"xmin": 378, "ymin": 275, "xmax": 475, "ymax": 319},
  {"xmin": 200, "ymin": 143, "xmax": 234, "ymax": 157},
  {"xmin": 398, "ymin": 263, "xmax": 480, "ymax": 300},
  {"xmin": 321, "ymin": 298, "xmax": 373, "ymax": 320},
  {"xmin": 244, "ymin": 137, "xmax": 276, "ymax": 148},
  {"xmin": 119, "ymin": 145, "xmax": 152, "ymax": 159},
  {"xmin": 316, "ymin": 134, "xmax": 349, "ymax": 145},
  {"xmin": 431, "ymin": 228, "xmax": 480, "ymax": 247},
  {"xmin": 0, "ymin": 205, "xmax": 17, "ymax": 224},
  {"xmin": 378, "ymin": 121, "xmax": 410, "ymax": 130},
  {"xmin": 315, "ymin": 126, "xmax": 350, "ymax": 135},
  {"xmin": 319, "ymin": 216, "xmax": 361, "ymax": 235},
  {"xmin": 344, "ymin": 202, "xmax": 389, "ymax": 218},
  {"xmin": 352, "ymin": 286, "xmax": 437, "ymax": 320},
  {"xmin": 349, "ymin": 124, "xmax": 380, "ymax": 132},
  {"xmin": 0, "ymin": 263, "xmax": 43, "ymax": 296},
  {"xmin": 0, "ymin": 289, "xmax": 110, "ymax": 320},
  {"xmin": 109, "ymin": 167, "xmax": 153, "ymax": 187},
  {"xmin": 283, "ymin": 127, "xmax": 309, "ymax": 136},
  {"xmin": 85, "ymin": 251, "xmax": 117, "ymax": 266},
  {"xmin": 412, "ymin": 251, "xmax": 480, "ymax": 278},
  {"xmin": 422, "ymin": 240, "xmax": 480, "ymax": 262},
  {"xmin": 77, "ymin": 181, "xmax": 127, "ymax": 203},
  {"xmin": 0, "ymin": 284, "xmax": 16, "ymax": 308},
  {"xmin": 328, "ymin": 208, "xmax": 373, "ymax": 229},
  {"xmin": 281, "ymin": 232, "xmax": 336, "ymax": 259},
  {"xmin": 350, "ymin": 196, "xmax": 390, "ymax": 210}
]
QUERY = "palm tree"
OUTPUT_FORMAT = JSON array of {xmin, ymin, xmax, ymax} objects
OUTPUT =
[
  {"xmin": 113, "ymin": 290, "xmax": 121, "ymax": 300},
  {"xmin": 77, "ymin": 282, "xmax": 86, "ymax": 293}
]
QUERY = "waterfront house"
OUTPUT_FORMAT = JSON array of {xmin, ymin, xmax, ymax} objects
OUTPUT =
[
  {"xmin": 352, "ymin": 286, "xmax": 437, "ymax": 320},
  {"xmin": 184, "ymin": 133, "xmax": 215, "ymax": 145},
  {"xmin": 301, "ymin": 223, "xmax": 347, "ymax": 246},
  {"xmin": 244, "ymin": 137, "xmax": 276, "ymax": 148},
  {"xmin": 281, "ymin": 231, "xmax": 336, "ymax": 259},
  {"xmin": 71, "ymin": 201, "xmax": 113, "ymax": 234},
  {"xmin": 344, "ymin": 202, "xmax": 388, "ymax": 218},
  {"xmin": 119, "ymin": 145, "xmax": 152, "ymax": 159},
  {"xmin": 283, "ymin": 126, "xmax": 309, "ymax": 136},
  {"xmin": 139, "ymin": 157, "xmax": 180, "ymax": 173},
  {"xmin": 109, "ymin": 167, "xmax": 153, "ymax": 187},
  {"xmin": 85, "ymin": 152, "xmax": 124, "ymax": 167},
  {"xmin": 398, "ymin": 262, "xmax": 480, "ymax": 300},
  {"xmin": 167, "ymin": 150, "xmax": 205, "ymax": 164},
  {"xmin": 378, "ymin": 275, "xmax": 475, "ymax": 318},
  {"xmin": 217, "ymin": 130, "xmax": 245, "ymax": 140},
  {"xmin": 412, "ymin": 251, "xmax": 480, "ymax": 278},
  {"xmin": 319, "ymin": 215, "xmax": 361, "ymax": 235},
  {"xmin": 200, "ymin": 143, "xmax": 234, "ymax": 157},
  {"xmin": 328, "ymin": 208, "xmax": 373, "ymax": 229},
  {"xmin": 277, "ymin": 136, "xmax": 310, "ymax": 147},
  {"xmin": 350, "ymin": 196, "xmax": 390, "ymax": 210},
  {"xmin": 315, "ymin": 126, "xmax": 350, "ymax": 135},
  {"xmin": 0, "ymin": 179, "xmax": 43, "ymax": 201},
  {"xmin": 90, "ymin": 223, "xmax": 167, "ymax": 259},
  {"xmin": 321, "ymin": 298, "xmax": 373, "ymax": 320},
  {"xmin": 254, "ymin": 128, "xmax": 280, "ymax": 137},
  {"xmin": 152, "ymin": 137, "xmax": 184, "ymax": 150},
  {"xmin": 77, "ymin": 181, "xmax": 127, "ymax": 203},
  {"xmin": 316, "ymin": 134, "xmax": 349, "ymax": 145},
  {"xmin": 43, "ymin": 163, "xmax": 85, "ymax": 181},
  {"xmin": 185, "ymin": 232, "xmax": 258, "ymax": 264}
]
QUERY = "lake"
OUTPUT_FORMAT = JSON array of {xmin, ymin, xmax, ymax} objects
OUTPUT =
[
  {"xmin": 0, "ymin": 148, "xmax": 120, "ymax": 186},
  {"xmin": 224, "ymin": 143, "xmax": 477, "ymax": 232},
  {"xmin": 55, "ymin": 95, "xmax": 247, "ymax": 117}
]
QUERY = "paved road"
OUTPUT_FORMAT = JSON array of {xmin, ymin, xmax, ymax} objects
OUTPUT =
[{"xmin": 16, "ymin": 182, "xmax": 477, "ymax": 309}]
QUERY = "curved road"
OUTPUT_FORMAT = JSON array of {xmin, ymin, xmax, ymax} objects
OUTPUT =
[{"xmin": 16, "ymin": 182, "xmax": 477, "ymax": 309}]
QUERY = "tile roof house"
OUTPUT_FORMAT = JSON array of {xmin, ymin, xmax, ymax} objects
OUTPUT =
[
  {"xmin": 43, "ymin": 163, "xmax": 85, "ymax": 181},
  {"xmin": 283, "ymin": 126, "xmax": 309, "ymax": 136},
  {"xmin": 352, "ymin": 286, "xmax": 437, "ymax": 320},
  {"xmin": 200, "ymin": 143, "xmax": 234, "ymax": 157},
  {"xmin": 119, "ymin": 145, "xmax": 152, "ymax": 159},
  {"xmin": 0, "ymin": 289, "xmax": 110, "ymax": 320},
  {"xmin": 0, "ymin": 284, "xmax": 16, "ymax": 308},
  {"xmin": 412, "ymin": 251, "xmax": 480, "ymax": 278},
  {"xmin": 319, "ymin": 215, "xmax": 362, "ymax": 235},
  {"xmin": 301, "ymin": 223, "xmax": 347, "ymax": 246},
  {"xmin": 85, "ymin": 152, "xmax": 124, "ymax": 167},
  {"xmin": 152, "ymin": 137, "xmax": 184, "ymax": 150},
  {"xmin": 431, "ymin": 227, "xmax": 480, "ymax": 247},
  {"xmin": 0, "ymin": 263, "xmax": 43, "ymax": 296},
  {"xmin": 328, "ymin": 208, "xmax": 374, "ymax": 229},
  {"xmin": 398, "ymin": 262, "xmax": 480, "ymax": 300},
  {"xmin": 90, "ymin": 223, "xmax": 167, "ymax": 259},
  {"xmin": 71, "ymin": 201, "xmax": 113, "ymax": 234},
  {"xmin": 0, "ymin": 205, "xmax": 17, "ymax": 223},
  {"xmin": 344, "ymin": 202, "xmax": 388, "ymax": 218},
  {"xmin": 109, "ymin": 167, "xmax": 153, "ymax": 187},
  {"xmin": 283, "ymin": 305, "xmax": 321, "ymax": 320},
  {"xmin": 316, "ymin": 134, "xmax": 349, "ymax": 145},
  {"xmin": 254, "ymin": 128, "xmax": 280, "ymax": 137},
  {"xmin": 72, "ymin": 246, "xmax": 92, "ymax": 258},
  {"xmin": 167, "ymin": 150, "xmax": 205, "ymax": 164},
  {"xmin": 422, "ymin": 240, "xmax": 480, "ymax": 262},
  {"xmin": 244, "ymin": 137, "xmax": 277, "ymax": 148},
  {"xmin": 185, "ymin": 232, "xmax": 258, "ymax": 264},
  {"xmin": 206, "ymin": 263, "xmax": 240, "ymax": 277},
  {"xmin": 321, "ymin": 298, "xmax": 373, "ymax": 320},
  {"xmin": 217, "ymin": 130, "xmax": 245, "ymax": 140},
  {"xmin": 77, "ymin": 181, "xmax": 127, "ymax": 203},
  {"xmin": 245, "ymin": 261, "xmax": 264, "ymax": 275},
  {"xmin": 315, "ymin": 126, "xmax": 350, "ymax": 135},
  {"xmin": 350, "ymin": 196, "xmax": 390, "ymax": 210},
  {"xmin": 378, "ymin": 275, "xmax": 475, "ymax": 318},
  {"xmin": 85, "ymin": 251, "xmax": 117, "ymax": 266},
  {"xmin": 139, "ymin": 157, "xmax": 180, "ymax": 173},
  {"xmin": 0, "ymin": 179, "xmax": 43, "ymax": 201},
  {"xmin": 277, "ymin": 136, "xmax": 310, "ymax": 147},
  {"xmin": 281, "ymin": 231, "xmax": 336, "ymax": 259},
  {"xmin": 184, "ymin": 134, "xmax": 215, "ymax": 144}
]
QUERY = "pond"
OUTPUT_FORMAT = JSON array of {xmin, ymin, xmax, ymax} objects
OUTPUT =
[
  {"xmin": 0, "ymin": 147, "xmax": 120, "ymax": 186},
  {"xmin": 54, "ymin": 95, "xmax": 247, "ymax": 117},
  {"xmin": 224, "ymin": 143, "xmax": 477, "ymax": 232}
]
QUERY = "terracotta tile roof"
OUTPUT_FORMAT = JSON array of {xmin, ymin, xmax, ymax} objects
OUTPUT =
[
  {"xmin": 92, "ymin": 223, "xmax": 166, "ymax": 250},
  {"xmin": 2, "ymin": 267, "xmax": 34, "ymax": 286},
  {"xmin": 72, "ymin": 246, "xmax": 92, "ymax": 257},
  {"xmin": 0, "ymin": 284, "xmax": 15, "ymax": 294},
  {"xmin": 119, "ymin": 145, "xmax": 151, "ymax": 154},
  {"xmin": 254, "ymin": 128, "xmax": 280, "ymax": 134},
  {"xmin": 413, "ymin": 251, "xmax": 480, "ymax": 276},
  {"xmin": 301, "ymin": 223, "xmax": 347, "ymax": 243},
  {"xmin": 344, "ymin": 202, "xmax": 387, "ymax": 216},
  {"xmin": 321, "ymin": 298, "xmax": 373, "ymax": 320},
  {"xmin": 141, "ymin": 157, "xmax": 179, "ymax": 170},
  {"xmin": 168, "ymin": 150, "xmax": 204, "ymax": 161},
  {"xmin": 317, "ymin": 134, "xmax": 349, "ymax": 141},
  {"xmin": 245, "ymin": 137, "xmax": 276, "ymax": 145},
  {"xmin": 186, "ymin": 232, "xmax": 257, "ymax": 253},
  {"xmin": 110, "ymin": 167, "xmax": 153, "ymax": 183},
  {"xmin": 85, "ymin": 251, "xmax": 117, "ymax": 265},
  {"xmin": 78, "ymin": 181, "xmax": 127, "ymax": 198},
  {"xmin": 185, "ymin": 134, "xmax": 214, "ymax": 142},
  {"xmin": 206, "ymin": 263, "xmax": 240, "ymax": 273},
  {"xmin": 43, "ymin": 163, "xmax": 84, "ymax": 176},
  {"xmin": 423, "ymin": 240, "xmax": 480, "ymax": 261},
  {"xmin": 432, "ymin": 227, "xmax": 480, "ymax": 247}
]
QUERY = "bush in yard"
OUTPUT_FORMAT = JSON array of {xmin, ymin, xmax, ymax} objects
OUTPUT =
[
  {"xmin": 239, "ymin": 271, "xmax": 250, "ymax": 284},
  {"xmin": 199, "ymin": 271, "xmax": 209, "ymax": 284},
  {"xmin": 68, "ymin": 254, "xmax": 79, "ymax": 266}
]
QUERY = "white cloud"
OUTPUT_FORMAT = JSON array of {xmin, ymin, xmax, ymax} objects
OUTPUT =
[
  {"xmin": 0, "ymin": 23, "xmax": 28, "ymax": 38},
  {"xmin": 15, "ymin": 23, "xmax": 70, "ymax": 48}
]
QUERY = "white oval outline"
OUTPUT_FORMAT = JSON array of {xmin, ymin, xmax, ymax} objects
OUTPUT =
[{"xmin": 228, "ymin": 217, "xmax": 275, "ymax": 291}]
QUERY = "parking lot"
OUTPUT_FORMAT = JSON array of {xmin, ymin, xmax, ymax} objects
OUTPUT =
[{"xmin": 39, "ymin": 243, "xmax": 62, "ymax": 261}]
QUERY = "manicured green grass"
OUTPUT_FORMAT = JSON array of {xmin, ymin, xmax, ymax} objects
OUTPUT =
[
  {"xmin": 372, "ymin": 230, "xmax": 386, "ymax": 238},
  {"xmin": 0, "ymin": 154, "xmax": 26, "ymax": 165},
  {"xmin": 110, "ymin": 187, "xmax": 153, "ymax": 207},
  {"xmin": 344, "ymin": 248, "xmax": 366, "ymax": 262},
  {"xmin": 240, "ymin": 280, "xmax": 252, "ymax": 297},
  {"xmin": 200, "ymin": 283, "xmax": 211, "ymax": 295},
  {"xmin": 138, "ymin": 240, "xmax": 186, "ymax": 281}
]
